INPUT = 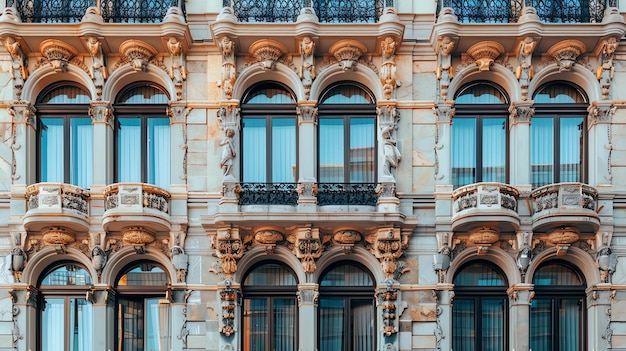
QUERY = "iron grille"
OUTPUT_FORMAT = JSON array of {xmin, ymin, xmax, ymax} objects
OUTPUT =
[
  {"xmin": 6, "ymin": 0, "xmax": 186, "ymax": 23},
  {"xmin": 317, "ymin": 183, "xmax": 377, "ymax": 206},
  {"xmin": 239, "ymin": 183, "xmax": 299, "ymax": 206}
]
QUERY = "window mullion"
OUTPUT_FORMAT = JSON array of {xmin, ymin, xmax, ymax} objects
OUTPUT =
[
  {"xmin": 554, "ymin": 115, "xmax": 560, "ymax": 184},
  {"xmin": 141, "ymin": 116, "xmax": 148, "ymax": 183},
  {"xmin": 476, "ymin": 116, "xmax": 483, "ymax": 182},
  {"xmin": 344, "ymin": 116, "xmax": 350, "ymax": 183},
  {"xmin": 267, "ymin": 115, "xmax": 273, "ymax": 183},
  {"xmin": 64, "ymin": 115, "xmax": 71, "ymax": 184}
]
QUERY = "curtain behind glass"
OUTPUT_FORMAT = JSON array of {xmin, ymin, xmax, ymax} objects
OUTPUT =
[
  {"xmin": 319, "ymin": 119, "xmax": 344, "ymax": 182},
  {"xmin": 352, "ymin": 300, "xmax": 374, "ymax": 351},
  {"xmin": 272, "ymin": 118, "xmax": 296, "ymax": 183},
  {"xmin": 69, "ymin": 298, "xmax": 92, "ymax": 351},
  {"xmin": 40, "ymin": 118, "xmax": 64, "ymax": 183},
  {"xmin": 481, "ymin": 299, "xmax": 504, "ymax": 351},
  {"xmin": 117, "ymin": 118, "xmax": 141, "ymax": 183},
  {"xmin": 70, "ymin": 118, "xmax": 92, "ymax": 188},
  {"xmin": 148, "ymin": 118, "xmax": 170, "ymax": 188},
  {"xmin": 560, "ymin": 117, "xmax": 583, "ymax": 183},
  {"xmin": 530, "ymin": 299, "xmax": 553, "ymax": 351},
  {"xmin": 349, "ymin": 118, "xmax": 374, "ymax": 183},
  {"xmin": 243, "ymin": 118, "xmax": 267, "ymax": 182},
  {"xmin": 452, "ymin": 298, "xmax": 475, "ymax": 351},
  {"xmin": 559, "ymin": 298, "xmax": 581, "ymax": 351},
  {"xmin": 531, "ymin": 117, "xmax": 554, "ymax": 187},
  {"xmin": 42, "ymin": 298, "xmax": 65, "ymax": 351},
  {"xmin": 145, "ymin": 298, "xmax": 160, "ymax": 351},
  {"xmin": 482, "ymin": 118, "xmax": 506, "ymax": 183},
  {"xmin": 244, "ymin": 298, "xmax": 268, "ymax": 351},
  {"xmin": 319, "ymin": 298, "xmax": 344, "ymax": 351},
  {"xmin": 274, "ymin": 298, "xmax": 296, "ymax": 351},
  {"xmin": 452, "ymin": 118, "xmax": 476, "ymax": 188}
]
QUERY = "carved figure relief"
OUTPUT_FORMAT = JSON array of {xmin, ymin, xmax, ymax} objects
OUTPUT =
[
  {"xmin": 299, "ymin": 37, "xmax": 316, "ymax": 99},
  {"xmin": 516, "ymin": 37, "xmax": 536, "ymax": 101},
  {"xmin": 381, "ymin": 125, "xmax": 401, "ymax": 179},
  {"xmin": 219, "ymin": 36, "xmax": 237, "ymax": 99},
  {"xmin": 436, "ymin": 36, "xmax": 455, "ymax": 101},
  {"xmin": 167, "ymin": 37, "xmax": 187, "ymax": 101},
  {"xmin": 380, "ymin": 36, "xmax": 399, "ymax": 100},
  {"xmin": 87, "ymin": 36, "xmax": 107, "ymax": 100},
  {"xmin": 597, "ymin": 37, "xmax": 618, "ymax": 100},
  {"xmin": 219, "ymin": 128, "xmax": 236, "ymax": 179},
  {"xmin": 4, "ymin": 36, "xmax": 28, "ymax": 100},
  {"xmin": 547, "ymin": 40, "xmax": 586, "ymax": 72}
]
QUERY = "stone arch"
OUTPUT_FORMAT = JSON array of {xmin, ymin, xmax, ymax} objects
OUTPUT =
[
  {"xmin": 525, "ymin": 246, "xmax": 600, "ymax": 285},
  {"xmin": 22, "ymin": 64, "xmax": 96, "ymax": 103},
  {"xmin": 233, "ymin": 62, "xmax": 303, "ymax": 102},
  {"xmin": 446, "ymin": 246, "xmax": 521, "ymax": 286},
  {"xmin": 310, "ymin": 63, "xmax": 383, "ymax": 103},
  {"xmin": 529, "ymin": 63, "xmax": 600, "ymax": 102},
  {"xmin": 313, "ymin": 246, "xmax": 385, "ymax": 285},
  {"xmin": 100, "ymin": 246, "xmax": 177, "ymax": 286},
  {"xmin": 448, "ymin": 63, "xmax": 520, "ymax": 103},
  {"xmin": 22, "ymin": 246, "xmax": 97, "ymax": 287},
  {"xmin": 235, "ymin": 246, "xmax": 305, "ymax": 285},
  {"xmin": 102, "ymin": 63, "xmax": 175, "ymax": 103}
]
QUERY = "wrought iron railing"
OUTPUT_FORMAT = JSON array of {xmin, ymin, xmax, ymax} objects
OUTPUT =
[
  {"xmin": 436, "ymin": 0, "xmax": 617, "ymax": 23},
  {"xmin": 239, "ymin": 183, "xmax": 299, "ymax": 205},
  {"xmin": 317, "ymin": 183, "xmax": 377, "ymax": 206},
  {"xmin": 5, "ymin": 0, "xmax": 186, "ymax": 23},
  {"xmin": 222, "ymin": 0, "xmax": 390, "ymax": 23}
]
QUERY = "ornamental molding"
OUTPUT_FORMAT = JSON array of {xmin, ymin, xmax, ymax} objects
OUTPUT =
[
  {"xmin": 248, "ymin": 39, "xmax": 288, "ymax": 71},
  {"xmin": 466, "ymin": 41, "xmax": 505, "ymax": 71},
  {"xmin": 9, "ymin": 101, "xmax": 35, "ymax": 125},
  {"xmin": 119, "ymin": 40, "xmax": 158, "ymax": 72},
  {"xmin": 219, "ymin": 36, "xmax": 237, "ymax": 100},
  {"xmin": 297, "ymin": 102, "xmax": 318, "ymax": 124},
  {"xmin": 122, "ymin": 227, "xmax": 155, "ymax": 249},
  {"xmin": 89, "ymin": 101, "xmax": 113, "ymax": 125},
  {"xmin": 380, "ymin": 36, "xmax": 399, "ymax": 100},
  {"xmin": 588, "ymin": 101, "xmax": 616, "ymax": 125},
  {"xmin": 39, "ymin": 39, "xmax": 78, "ymax": 73},
  {"xmin": 597, "ymin": 37, "xmax": 619, "ymax": 100},
  {"xmin": 509, "ymin": 102, "xmax": 534, "ymax": 125},
  {"xmin": 365, "ymin": 227, "xmax": 407, "ymax": 279},
  {"xmin": 287, "ymin": 227, "xmax": 325, "ymax": 273},
  {"xmin": 211, "ymin": 227, "xmax": 246, "ymax": 279},
  {"xmin": 329, "ymin": 39, "xmax": 367, "ymax": 71},
  {"xmin": 299, "ymin": 36, "xmax": 316, "ymax": 99},
  {"xmin": 42, "ymin": 228, "xmax": 75, "ymax": 246},
  {"xmin": 547, "ymin": 40, "xmax": 586, "ymax": 72}
]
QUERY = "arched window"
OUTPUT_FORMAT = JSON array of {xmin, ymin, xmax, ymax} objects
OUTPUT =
[
  {"xmin": 452, "ymin": 261, "xmax": 508, "ymax": 350},
  {"xmin": 38, "ymin": 263, "xmax": 93, "ymax": 351},
  {"xmin": 115, "ymin": 262, "xmax": 169, "ymax": 351},
  {"xmin": 318, "ymin": 262, "xmax": 375, "ymax": 351},
  {"xmin": 242, "ymin": 261, "xmax": 298, "ymax": 350},
  {"xmin": 36, "ymin": 83, "xmax": 92, "ymax": 188},
  {"xmin": 318, "ymin": 82, "xmax": 376, "ymax": 184},
  {"xmin": 531, "ymin": 82, "xmax": 588, "ymax": 188},
  {"xmin": 452, "ymin": 82, "xmax": 509, "ymax": 188},
  {"xmin": 241, "ymin": 82, "xmax": 297, "ymax": 183},
  {"xmin": 114, "ymin": 83, "xmax": 170, "ymax": 188},
  {"xmin": 530, "ymin": 261, "xmax": 586, "ymax": 351}
]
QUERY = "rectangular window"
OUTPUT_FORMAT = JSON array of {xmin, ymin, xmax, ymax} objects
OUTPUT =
[
  {"xmin": 41, "ymin": 297, "xmax": 92, "ymax": 351},
  {"xmin": 452, "ymin": 118, "xmax": 477, "ymax": 187},
  {"xmin": 319, "ymin": 119, "xmax": 344, "ymax": 182},
  {"xmin": 116, "ymin": 117, "xmax": 170, "ymax": 188},
  {"xmin": 242, "ymin": 117, "xmax": 296, "ymax": 183},
  {"xmin": 39, "ymin": 117, "xmax": 92, "ymax": 188},
  {"xmin": 243, "ymin": 297, "xmax": 296, "ymax": 351},
  {"xmin": 118, "ymin": 297, "xmax": 161, "ymax": 351}
]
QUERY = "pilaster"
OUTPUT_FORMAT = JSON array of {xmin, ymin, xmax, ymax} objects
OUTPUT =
[
  {"xmin": 89, "ymin": 101, "xmax": 113, "ymax": 186},
  {"xmin": 509, "ymin": 101, "xmax": 533, "ymax": 187},
  {"xmin": 297, "ymin": 284, "xmax": 319, "ymax": 351}
]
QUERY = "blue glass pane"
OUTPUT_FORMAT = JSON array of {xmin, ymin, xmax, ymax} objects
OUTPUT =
[
  {"xmin": 41, "ymin": 265, "xmax": 93, "ymax": 286},
  {"xmin": 147, "ymin": 118, "xmax": 170, "ymax": 188},
  {"xmin": 560, "ymin": 117, "xmax": 583, "ymax": 183},
  {"xmin": 532, "ymin": 263, "xmax": 582, "ymax": 286},
  {"xmin": 243, "ymin": 118, "xmax": 267, "ymax": 182},
  {"xmin": 272, "ymin": 118, "xmax": 296, "ymax": 182},
  {"xmin": 533, "ymin": 83, "xmax": 586, "ymax": 103},
  {"xmin": 40, "ymin": 118, "xmax": 64, "ymax": 183},
  {"xmin": 455, "ymin": 84, "xmax": 507, "ymax": 104},
  {"xmin": 70, "ymin": 118, "xmax": 92, "ymax": 188},
  {"xmin": 244, "ymin": 263, "xmax": 297, "ymax": 286},
  {"xmin": 244, "ymin": 299, "xmax": 268, "ymax": 350},
  {"xmin": 41, "ymin": 86, "xmax": 90, "ymax": 104},
  {"xmin": 452, "ymin": 299, "xmax": 475, "ymax": 350},
  {"xmin": 531, "ymin": 117, "xmax": 554, "ymax": 188},
  {"xmin": 117, "ymin": 85, "xmax": 168, "ymax": 104},
  {"xmin": 42, "ymin": 298, "xmax": 65, "ymax": 351},
  {"xmin": 319, "ymin": 118, "xmax": 345, "ymax": 182},
  {"xmin": 530, "ymin": 299, "xmax": 553, "ymax": 350},
  {"xmin": 349, "ymin": 118, "xmax": 375, "ymax": 183},
  {"xmin": 118, "ymin": 265, "xmax": 167, "ymax": 286},
  {"xmin": 319, "ymin": 298, "xmax": 344, "ymax": 351},
  {"xmin": 245, "ymin": 86, "xmax": 295, "ymax": 104},
  {"xmin": 320, "ymin": 264, "xmax": 372, "ymax": 287},
  {"xmin": 69, "ymin": 298, "xmax": 92, "ymax": 351},
  {"xmin": 452, "ymin": 118, "xmax": 476, "ymax": 187},
  {"xmin": 117, "ymin": 118, "xmax": 142, "ymax": 183},
  {"xmin": 453, "ymin": 263, "xmax": 506, "ymax": 286},
  {"xmin": 320, "ymin": 85, "xmax": 373, "ymax": 104},
  {"xmin": 482, "ymin": 117, "xmax": 506, "ymax": 183}
]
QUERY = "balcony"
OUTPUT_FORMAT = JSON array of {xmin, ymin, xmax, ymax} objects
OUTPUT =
[
  {"xmin": 102, "ymin": 183, "xmax": 171, "ymax": 234},
  {"xmin": 451, "ymin": 182, "xmax": 520, "ymax": 233},
  {"xmin": 23, "ymin": 183, "xmax": 90, "ymax": 232},
  {"xmin": 239, "ymin": 183, "xmax": 299, "ymax": 206},
  {"xmin": 5, "ymin": 0, "xmax": 186, "ymax": 23},
  {"xmin": 237, "ymin": 182, "xmax": 378, "ymax": 207},
  {"xmin": 436, "ymin": 0, "xmax": 618, "ymax": 24},
  {"xmin": 223, "ymin": 0, "xmax": 392, "ymax": 23},
  {"xmin": 530, "ymin": 183, "xmax": 599, "ymax": 233}
]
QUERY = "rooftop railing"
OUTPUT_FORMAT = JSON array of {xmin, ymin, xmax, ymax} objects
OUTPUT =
[
  {"xmin": 222, "ymin": 0, "xmax": 393, "ymax": 23},
  {"xmin": 436, "ymin": 0, "xmax": 618, "ymax": 23},
  {"xmin": 5, "ymin": 0, "xmax": 186, "ymax": 23}
]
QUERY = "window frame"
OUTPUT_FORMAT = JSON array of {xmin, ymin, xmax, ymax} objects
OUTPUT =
[
  {"xmin": 317, "ymin": 262, "xmax": 376, "ymax": 351},
  {"xmin": 241, "ymin": 261, "xmax": 299, "ymax": 351},
  {"xmin": 452, "ymin": 261, "xmax": 509, "ymax": 351},
  {"xmin": 113, "ymin": 83, "xmax": 170, "ymax": 186},
  {"xmin": 35, "ymin": 82, "xmax": 92, "ymax": 187},
  {"xmin": 240, "ymin": 82, "xmax": 298, "ymax": 183},
  {"xmin": 317, "ymin": 82, "xmax": 377, "ymax": 184},
  {"xmin": 530, "ymin": 260, "xmax": 587, "ymax": 351}
]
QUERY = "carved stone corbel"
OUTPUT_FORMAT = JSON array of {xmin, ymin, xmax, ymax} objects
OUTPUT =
[
  {"xmin": 119, "ymin": 40, "xmax": 157, "ymax": 72},
  {"xmin": 89, "ymin": 101, "xmax": 113, "ymax": 126},
  {"xmin": 587, "ymin": 101, "xmax": 615, "ymax": 126},
  {"xmin": 509, "ymin": 101, "xmax": 534, "ymax": 127},
  {"xmin": 254, "ymin": 228, "xmax": 284, "ymax": 255},
  {"xmin": 249, "ymin": 39, "xmax": 287, "ymax": 71},
  {"xmin": 299, "ymin": 36, "xmax": 316, "ymax": 99},
  {"xmin": 436, "ymin": 36, "xmax": 456, "ymax": 101},
  {"xmin": 380, "ymin": 36, "xmax": 399, "ymax": 100},
  {"xmin": 40, "ymin": 39, "xmax": 78, "ymax": 73},
  {"xmin": 597, "ymin": 37, "xmax": 618, "ymax": 100},
  {"xmin": 516, "ymin": 37, "xmax": 536, "ymax": 101},
  {"xmin": 333, "ymin": 229, "xmax": 363, "ymax": 254},
  {"xmin": 297, "ymin": 102, "xmax": 318, "ymax": 124},
  {"xmin": 466, "ymin": 41, "xmax": 504, "ymax": 71},
  {"xmin": 219, "ymin": 36, "xmax": 237, "ymax": 100},
  {"xmin": 167, "ymin": 37, "xmax": 186, "ymax": 101},
  {"xmin": 547, "ymin": 40, "xmax": 586, "ymax": 72},
  {"xmin": 289, "ymin": 227, "xmax": 323, "ymax": 273},
  {"xmin": 211, "ymin": 227, "xmax": 245, "ymax": 279},
  {"xmin": 366, "ymin": 227, "xmax": 404, "ymax": 279},
  {"xmin": 329, "ymin": 39, "xmax": 366, "ymax": 71}
]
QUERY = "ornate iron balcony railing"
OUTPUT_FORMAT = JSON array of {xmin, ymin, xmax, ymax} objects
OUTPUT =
[
  {"xmin": 437, "ymin": 0, "xmax": 617, "ymax": 23},
  {"xmin": 239, "ymin": 182, "xmax": 299, "ymax": 206},
  {"xmin": 5, "ymin": 0, "xmax": 186, "ymax": 23},
  {"xmin": 317, "ymin": 183, "xmax": 377, "ymax": 206},
  {"xmin": 222, "ymin": 0, "xmax": 392, "ymax": 23}
]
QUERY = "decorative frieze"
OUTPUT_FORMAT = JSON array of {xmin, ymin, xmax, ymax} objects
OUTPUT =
[{"xmin": 547, "ymin": 40, "xmax": 586, "ymax": 72}]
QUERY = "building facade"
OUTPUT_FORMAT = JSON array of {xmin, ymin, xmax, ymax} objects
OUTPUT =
[{"xmin": 0, "ymin": 0, "xmax": 624, "ymax": 350}]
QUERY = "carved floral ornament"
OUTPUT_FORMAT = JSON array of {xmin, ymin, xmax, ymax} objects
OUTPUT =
[
  {"xmin": 466, "ymin": 41, "xmax": 504, "ymax": 71},
  {"xmin": 467, "ymin": 226, "xmax": 500, "ymax": 255},
  {"xmin": 547, "ymin": 40, "xmax": 586, "ymax": 72},
  {"xmin": 248, "ymin": 39, "xmax": 288, "ymax": 71},
  {"xmin": 39, "ymin": 39, "xmax": 78, "ymax": 73},
  {"xmin": 546, "ymin": 226, "xmax": 580, "ymax": 256},
  {"xmin": 42, "ymin": 227, "xmax": 76, "ymax": 246},
  {"xmin": 119, "ymin": 40, "xmax": 158, "ymax": 72},
  {"xmin": 329, "ymin": 39, "xmax": 367, "ymax": 71}
]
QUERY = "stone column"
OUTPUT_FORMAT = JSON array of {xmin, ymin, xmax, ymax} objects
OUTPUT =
[
  {"xmin": 89, "ymin": 101, "xmax": 114, "ymax": 186},
  {"xmin": 297, "ymin": 284, "xmax": 319, "ymax": 351},
  {"xmin": 509, "ymin": 101, "xmax": 533, "ymax": 188},
  {"xmin": 507, "ymin": 284, "xmax": 532, "ymax": 351},
  {"xmin": 587, "ymin": 101, "xmax": 614, "ymax": 187},
  {"xmin": 588, "ymin": 285, "xmax": 613, "ymax": 351}
]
